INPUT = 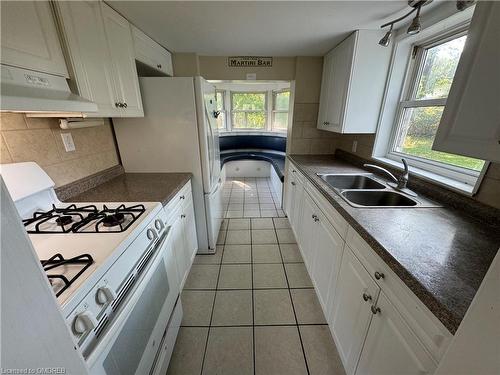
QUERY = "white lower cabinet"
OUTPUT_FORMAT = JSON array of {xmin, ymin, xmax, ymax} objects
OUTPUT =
[
  {"xmin": 355, "ymin": 292, "xmax": 436, "ymax": 375},
  {"xmin": 329, "ymin": 247, "xmax": 380, "ymax": 375},
  {"xmin": 283, "ymin": 165, "xmax": 451, "ymax": 375},
  {"xmin": 162, "ymin": 182, "xmax": 198, "ymax": 289}
]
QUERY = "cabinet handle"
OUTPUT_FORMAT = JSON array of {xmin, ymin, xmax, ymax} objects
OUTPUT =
[
  {"xmin": 157, "ymin": 64, "xmax": 162, "ymax": 69},
  {"xmin": 181, "ymin": 214, "xmax": 186, "ymax": 219},
  {"xmin": 312, "ymin": 214, "xmax": 319, "ymax": 222},
  {"xmin": 292, "ymin": 170, "xmax": 296, "ymax": 173},
  {"xmin": 323, "ymin": 121, "xmax": 330, "ymax": 126},
  {"xmin": 123, "ymin": 102, "xmax": 128, "ymax": 108},
  {"xmin": 180, "ymin": 195, "xmax": 185, "ymax": 200},
  {"xmin": 374, "ymin": 271, "xmax": 385, "ymax": 280},
  {"xmin": 291, "ymin": 181, "xmax": 296, "ymax": 186},
  {"xmin": 115, "ymin": 102, "xmax": 120, "ymax": 108},
  {"xmin": 371, "ymin": 305, "xmax": 381, "ymax": 315},
  {"xmin": 362, "ymin": 293, "xmax": 372, "ymax": 302}
]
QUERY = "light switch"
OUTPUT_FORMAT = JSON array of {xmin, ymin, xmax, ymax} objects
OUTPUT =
[{"xmin": 61, "ymin": 132, "xmax": 76, "ymax": 152}]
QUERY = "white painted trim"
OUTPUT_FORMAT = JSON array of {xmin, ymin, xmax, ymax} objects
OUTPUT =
[{"xmin": 373, "ymin": 7, "xmax": 483, "ymax": 192}]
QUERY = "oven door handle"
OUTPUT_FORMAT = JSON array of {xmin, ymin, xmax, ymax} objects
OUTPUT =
[{"xmin": 85, "ymin": 226, "xmax": 172, "ymax": 367}]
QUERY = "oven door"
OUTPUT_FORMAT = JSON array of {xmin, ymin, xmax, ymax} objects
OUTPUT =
[{"xmin": 88, "ymin": 228, "xmax": 179, "ymax": 375}]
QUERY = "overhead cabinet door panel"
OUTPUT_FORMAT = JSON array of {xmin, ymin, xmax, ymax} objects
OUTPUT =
[
  {"xmin": 1, "ymin": 1, "xmax": 68, "ymax": 77},
  {"xmin": 55, "ymin": 1, "xmax": 120, "ymax": 117},
  {"xmin": 101, "ymin": 4, "xmax": 143, "ymax": 117}
]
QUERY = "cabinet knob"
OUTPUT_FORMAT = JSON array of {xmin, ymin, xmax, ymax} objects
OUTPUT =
[
  {"xmin": 323, "ymin": 121, "xmax": 330, "ymax": 126},
  {"xmin": 291, "ymin": 181, "xmax": 296, "ymax": 186},
  {"xmin": 180, "ymin": 195, "xmax": 185, "ymax": 200},
  {"xmin": 374, "ymin": 271, "xmax": 385, "ymax": 280},
  {"xmin": 181, "ymin": 214, "xmax": 186, "ymax": 219},
  {"xmin": 157, "ymin": 64, "xmax": 162, "ymax": 69},
  {"xmin": 123, "ymin": 102, "xmax": 128, "ymax": 108},
  {"xmin": 115, "ymin": 102, "xmax": 120, "ymax": 108},
  {"xmin": 371, "ymin": 305, "xmax": 381, "ymax": 315},
  {"xmin": 362, "ymin": 293, "xmax": 372, "ymax": 302},
  {"xmin": 312, "ymin": 214, "xmax": 319, "ymax": 222},
  {"xmin": 292, "ymin": 170, "xmax": 296, "ymax": 173}
]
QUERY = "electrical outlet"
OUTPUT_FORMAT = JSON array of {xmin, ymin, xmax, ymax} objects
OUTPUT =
[
  {"xmin": 61, "ymin": 133, "xmax": 76, "ymax": 152},
  {"xmin": 352, "ymin": 140, "xmax": 358, "ymax": 153}
]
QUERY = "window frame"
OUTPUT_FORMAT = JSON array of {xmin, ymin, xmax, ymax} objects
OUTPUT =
[
  {"xmin": 384, "ymin": 25, "xmax": 486, "ymax": 188},
  {"xmin": 271, "ymin": 89, "xmax": 290, "ymax": 133},
  {"xmin": 229, "ymin": 91, "xmax": 268, "ymax": 131},
  {"xmin": 215, "ymin": 89, "xmax": 227, "ymax": 131}
]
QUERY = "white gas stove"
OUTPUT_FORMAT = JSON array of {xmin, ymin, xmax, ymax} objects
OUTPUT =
[{"xmin": 1, "ymin": 162, "xmax": 182, "ymax": 374}]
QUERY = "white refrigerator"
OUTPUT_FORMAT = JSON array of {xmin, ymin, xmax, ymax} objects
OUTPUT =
[{"xmin": 113, "ymin": 76, "xmax": 223, "ymax": 253}]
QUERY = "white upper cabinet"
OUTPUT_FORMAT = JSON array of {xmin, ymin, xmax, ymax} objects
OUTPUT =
[
  {"xmin": 317, "ymin": 30, "xmax": 391, "ymax": 134},
  {"xmin": 101, "ymin": 3, "xmax": 143, "ymax": 117},
  {"xmin": 433, "ymin": 2, "xmax": 500, "ymax": 163},
  {"xmin": 1, "ymin": 1, "xmax": 68, "ymax": 77},
  {"xmin": 54, "ymin": 1, "xmax": 143, "ymax": 118},
  {"xmin": 131, "ymin": 25, "xmax": 173, "ymax": 76},
  {"xmin": 55, "ymin": 1, "xmax": 119, "ymax": 117}
]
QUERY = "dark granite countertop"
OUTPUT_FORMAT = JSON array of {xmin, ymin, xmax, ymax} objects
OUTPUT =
[
  {"xmin": 288, "ymin": 154, "xmax": 500, "ymax": 334},
  {"xmin": 67, "ymin": 172, "xmax": 192, "ymax": 207}
]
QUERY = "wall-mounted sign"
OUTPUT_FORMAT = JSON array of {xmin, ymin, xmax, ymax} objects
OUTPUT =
[{"xmin": 228, "ymin": 56, "xmax": 273, "ymax": 67}]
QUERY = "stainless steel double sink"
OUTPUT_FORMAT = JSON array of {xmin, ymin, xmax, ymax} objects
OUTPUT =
[{"xmin": 317, "ymin": 173, "xmax": 432, "ymax": 208}]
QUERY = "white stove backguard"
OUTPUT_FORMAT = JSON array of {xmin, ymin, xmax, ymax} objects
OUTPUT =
[{"xmin": 0, "ymin": 161, "xmax": 60, "ymax": 218}]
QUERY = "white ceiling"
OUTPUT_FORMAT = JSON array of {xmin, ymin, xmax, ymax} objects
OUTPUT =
[{"xmin": 107, "ymin": 1, "xmax": 432, "ymax": 56}]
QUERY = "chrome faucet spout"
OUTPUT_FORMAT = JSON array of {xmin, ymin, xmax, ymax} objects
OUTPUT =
[
  {"xmin": 363, "ymin": 158, "xmax": 410, "ymax": 190},
  {"xmin": 363, "ymin": 163, "xmax": 398, "ymax": 184}
]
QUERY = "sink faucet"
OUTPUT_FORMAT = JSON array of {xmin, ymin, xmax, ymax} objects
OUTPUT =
[{"xmin": 363, "ymin": 158, "xmax": 416, "ymax": 195}]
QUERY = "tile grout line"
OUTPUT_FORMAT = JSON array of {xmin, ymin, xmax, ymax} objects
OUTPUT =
[
  {"xmin": 198, "ymin": 233, "xmax": 226, "ymax": 375},
  {"xmin": 273, "ymin": 217, "xmax": 311, "ymax": 375},
  {"xmin": 250, "ymin": 217, "xmax": 256, "ymax": 375}
]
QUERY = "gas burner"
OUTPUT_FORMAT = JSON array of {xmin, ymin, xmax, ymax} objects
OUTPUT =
[
  {"xmin": 102, "ymin": 212, "xmax": 125, "ymax": 227},
  {"xmin": 56, "ymin": 216, "xmax": 73, "ymax": 227},
  {"xmin": 41, "ymin": 253, "xmax": 94, "ymax": 297}
]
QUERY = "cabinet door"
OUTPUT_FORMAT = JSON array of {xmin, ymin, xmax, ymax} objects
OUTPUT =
[
  {"xmin": 355, "ymin": 292, "xmax": 436, "ymax": 375},
  {"xmin": 433, "ymin": 2, "xmax": 500, "ymax": 162},
  {"xmin": 132, "ymin": 25, "xmax": 173, "ymax": 76},
  {"xmin": 1, "ymin": 1, "xmax": 68, "ymax": 77},
  {"xmin": 327, "ymin": 33, "xmax": 355, "ymax": 132},
  {"xmin": 300, "ymin": 192, "xmax": 318, "ymax": 272},
  {"xmin": 317, "ymin": 51, "xmax": 334, "ymax": 129},
  {"xmin": 182, "ymin": 197, "xmax": 198, "ymax": 265},
  {"xmin": 170, "ymin": 211, "xmax": 188, "ymax": 289},
  {"xmin": 283, "ymin": 166, "xmax": 296, "ymax": 221},
  {"xmin": 101, "ymin": 4, "xmax": 143, "ymax": 117},
  {"xmin": 330, "ymin": 247, "xmax": 380, "ymax": 375},
  {"xmin": 291, "ymin": 174, "xmax": 304, "ymax": 231},
  {"xmin": 55, "ymin": 1, "xmax": 120, "ymax": 117},
  {"xmin": 311, "ymin": 209, "xmax": 344, "ymax": 311}
]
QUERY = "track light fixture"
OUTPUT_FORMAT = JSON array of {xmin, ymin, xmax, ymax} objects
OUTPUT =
[{"xmin": 378, "ymin": 0, "xmax": 432, "ymax": 47}]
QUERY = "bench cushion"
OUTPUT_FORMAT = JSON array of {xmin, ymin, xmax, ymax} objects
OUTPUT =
[
  {"xmin": 219, "ymin": 135, "xmax": 286, "ymax": 153},
  {"xmin": 220, "ymin": 151, "xmax": 285, "ymax": 182}
]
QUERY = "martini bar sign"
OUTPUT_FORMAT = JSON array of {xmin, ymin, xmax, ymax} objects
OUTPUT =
[{"xmin": 228, "ymin": 56, "xmax": 273, "ymax": 67}]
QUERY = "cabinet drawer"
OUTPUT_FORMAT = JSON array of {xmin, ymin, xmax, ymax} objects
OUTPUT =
[
  {"xmin": 305, "ymin": 181, "xmax": 348, "ymax": 240},
  {"xmin": 162, "ymin": 181, "xmax": 192, "ymax": 224},
  {"xmin": 346, "ymin": 227, "xmax": 452, "ymax": 363}
]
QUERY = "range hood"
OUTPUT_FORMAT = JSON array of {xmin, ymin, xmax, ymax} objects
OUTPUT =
[{"xmin": 0, "ymin": 64, "xmax": 98, "ymax": 116}]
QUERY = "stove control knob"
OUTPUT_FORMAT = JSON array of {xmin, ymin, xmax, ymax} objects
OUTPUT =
[
  {"xmin": 147, "ymin": 228, "xmax": 157, "ymax": 241},
  {"xmin": 96, "ymin": 286, "xmax": 117, "ymax": 305},
  {"xmin": 73, "ymin": 311, "xmax": 98, "ymax": 335}
]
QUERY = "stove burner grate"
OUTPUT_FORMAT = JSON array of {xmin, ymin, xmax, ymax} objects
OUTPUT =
[
  {"xmin": 23, "ymin": 204, "xmax": 99, "ymax": 234},
  {"xmin": 41, "ymin": 253, "xmax": 94, "ymax": 297}
]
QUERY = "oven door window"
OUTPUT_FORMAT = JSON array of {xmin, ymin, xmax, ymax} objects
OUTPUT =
[{"xmin": 103, "ymin": 261, "xmax": 170, "ymax": 375}]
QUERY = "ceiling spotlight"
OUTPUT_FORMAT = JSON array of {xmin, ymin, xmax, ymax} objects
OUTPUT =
[
  {"xmin": 379, "ymin": 24, "xmax": 393, "ymax": 47},
  {"xmin": 407, "ymin": 4, "xmax": 422, "ymax": 35},
  {"xmin": 378, "ymin": 0, "xmax": 433, "ymax": 46}
]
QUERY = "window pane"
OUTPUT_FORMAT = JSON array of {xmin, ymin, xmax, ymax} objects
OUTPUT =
[
  {"xmin": 232, "ymin": 112, "xmax": 246, "ymax": 128},
  {"xmin": 216, "ymin": 91, "xmax": 224, "ymax": 111},
  {"xmin": 232, "ymin": 92, "xmax": 266, "ymax": 110},
  {"xmin": 274, "ymin": 91, "xmax": 290, "ymax": 111},
  {"xmin": 216, "ymin": 112, "xmax": 226, "ymax": 129},
  {"xmin": 415, "ymin": 35, "xmax": 466, "ymax": 100},
  {"xmin": 395, "ymin": 106, "xmax": 484, "ymax": 171},
  {"xmin": 246, "ymin": 112, "xmax": 266, "ymax": 129},
  {"xmin": 272, "ymin": 112, "xmax": 288, "ymax": 130}
]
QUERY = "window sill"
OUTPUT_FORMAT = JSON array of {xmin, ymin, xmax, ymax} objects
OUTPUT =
[{"xmin": 372, "ymin": 156, "xmax": 475, "ymax": 196}]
